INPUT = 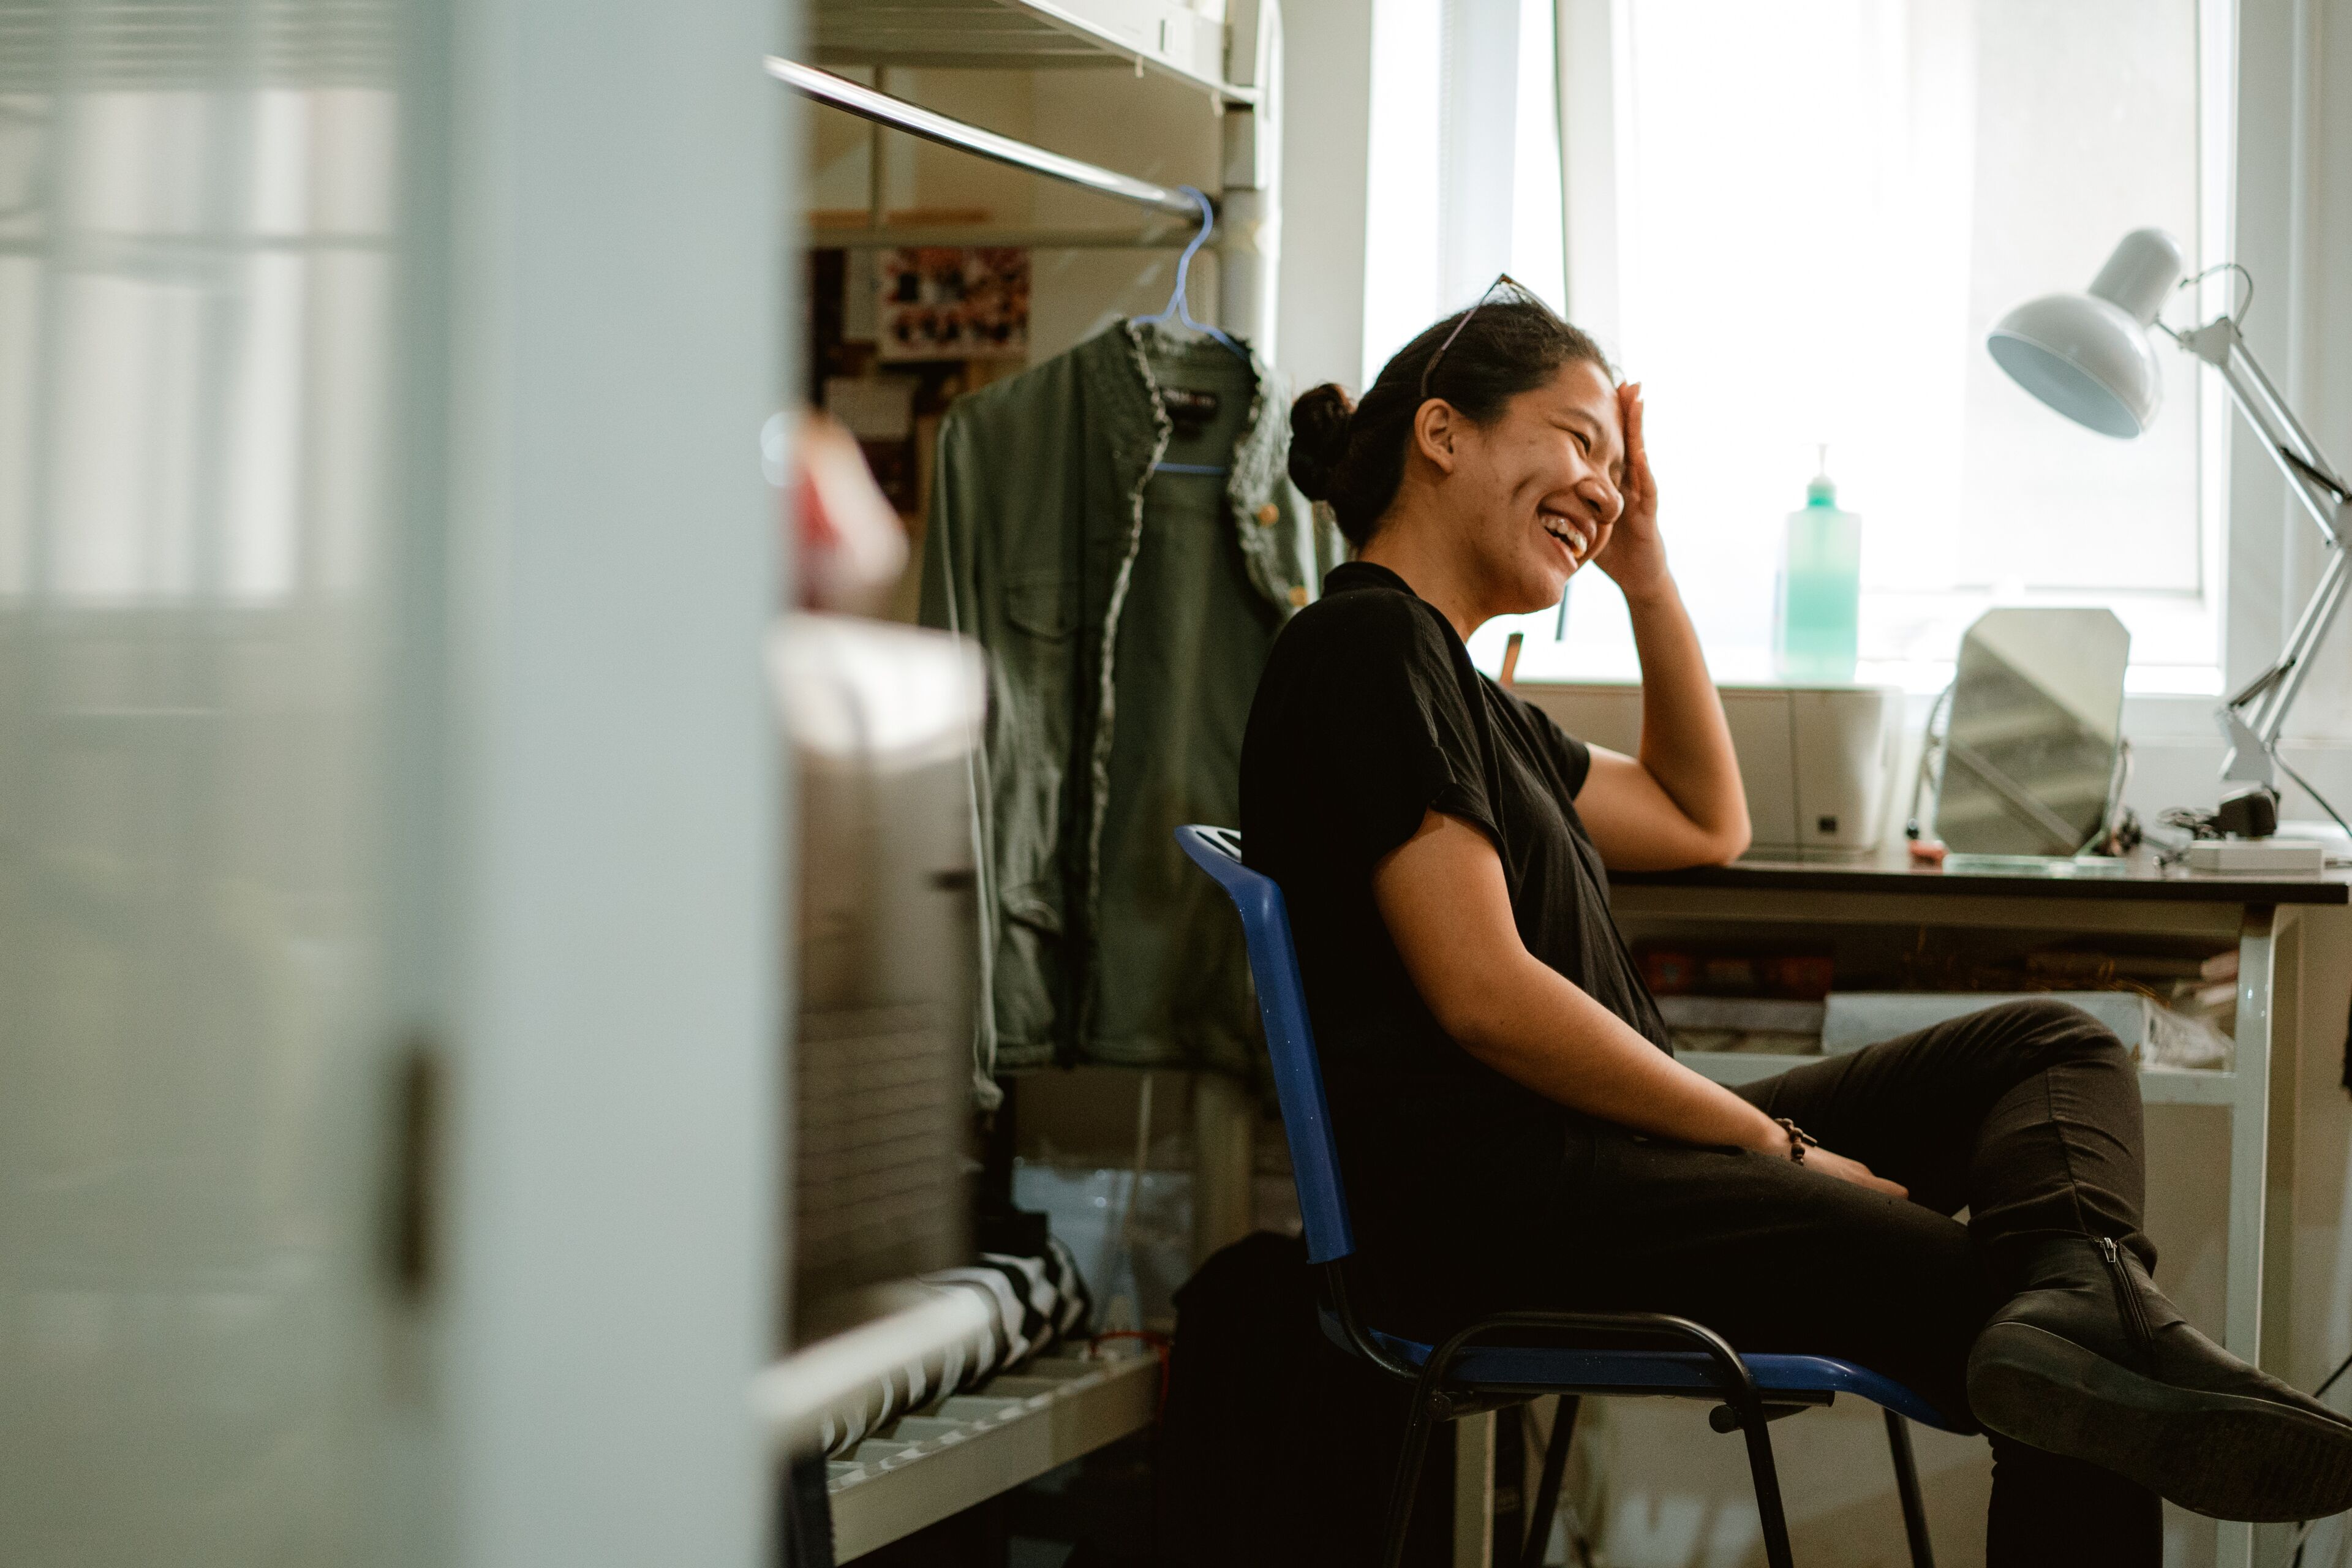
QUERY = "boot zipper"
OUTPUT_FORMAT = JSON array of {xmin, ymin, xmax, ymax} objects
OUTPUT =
[{"xmin": 2098, "ymin": 1236, "xmax": 2157, "ymax": 1359}]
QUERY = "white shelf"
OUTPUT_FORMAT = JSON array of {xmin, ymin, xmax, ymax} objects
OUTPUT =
[
  {"xmin": 1683, "ymin": 1050, "xmax": 2238, "ymax": 1106},
  {"xmin": 826, "ymin": 1348, "xmax": 1159, "ymax": 1561},
  {"xmin": 810, "ymin": 0, "xmax": 1251, "ymax": 101}
]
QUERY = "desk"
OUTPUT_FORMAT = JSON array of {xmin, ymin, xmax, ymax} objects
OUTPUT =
[{"xmin": 1613, "ymin": 848, "xmax": 2348, "ymax": 1568}]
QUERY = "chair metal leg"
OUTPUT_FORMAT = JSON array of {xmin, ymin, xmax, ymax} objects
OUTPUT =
[
  {"xmin": 1371, "ymin": 1310, "xmax": 1795, "ymax": 1568},
  {"xmin": 1883, "ymin": 1408, "xmax": 1936, "ymax": 1568},
  {"xmin": 1519, "ymin": 1396, "xmax": 1577, "ymax": 1568},
  {"xmin": 1736, "ymin": 1403, "xmax": 1797, "ymax": 1568},
  {"xmin": 1380, "ymin": 1374, "xmax": 1448, "ymax": 1568}
]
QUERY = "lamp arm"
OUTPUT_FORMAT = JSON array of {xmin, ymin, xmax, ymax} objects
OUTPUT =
[
  {"xmin": 2185, "ymin": 317, "xmax": 2350, "ymax": 544},
  {"xmin": 2184, "ymin": 317, "xmax": 2352, "ymax": 789},
  {"xmin": 2223, "ymin": 551, "xmax": 2352, "ymax": 786}
]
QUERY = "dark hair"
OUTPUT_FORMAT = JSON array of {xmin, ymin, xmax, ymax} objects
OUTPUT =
[{"xmin": 1289, "ymin": 296, "xmax": 1612, "ymax": 546}]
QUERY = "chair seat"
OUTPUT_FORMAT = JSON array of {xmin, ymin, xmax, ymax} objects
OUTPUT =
[{"xmin": 1321, "ymin": 1310, "xmax": 1973, "ymax": 1435}]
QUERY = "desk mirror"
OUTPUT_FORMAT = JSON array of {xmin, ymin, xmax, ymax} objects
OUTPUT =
[{"xmin": 1934, "ymin": 608, "xmax": 2129, "ymax": 856}]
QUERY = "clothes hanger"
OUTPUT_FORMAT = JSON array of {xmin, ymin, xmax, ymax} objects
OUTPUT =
[
  {"xmin": 1137, "ymin": 187, "xmax": 1250, "ymax": 478},
  {"xmin": 1134, "ymin": 186, "xmax": 1248, "ymax": 358}
]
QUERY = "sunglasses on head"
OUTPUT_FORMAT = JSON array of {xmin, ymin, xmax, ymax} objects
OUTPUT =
[{"xmin": 1419, "ymin": 273, "xmax": 1563, "ymax": 401}]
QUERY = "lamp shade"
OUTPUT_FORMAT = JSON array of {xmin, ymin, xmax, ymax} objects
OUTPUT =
[{"xmin": 1987, "ymin": 228, "xmax": 2185, "ymax": 439}]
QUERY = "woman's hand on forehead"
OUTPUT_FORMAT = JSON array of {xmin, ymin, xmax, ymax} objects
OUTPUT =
[{"xmin": 1590, "ymin": 381, "xmax": 1668, "ymax": 598}]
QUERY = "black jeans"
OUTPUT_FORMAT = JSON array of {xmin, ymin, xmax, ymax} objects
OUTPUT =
[{"xmin": 1555, "ymin": 999, "xmax": 2162, "ymax": 1566}]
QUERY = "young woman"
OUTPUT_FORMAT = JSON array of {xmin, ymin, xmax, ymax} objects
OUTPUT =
[{"xmin": 1238, "ymin": 287, "xmax": 2352, "ymax": 1562}]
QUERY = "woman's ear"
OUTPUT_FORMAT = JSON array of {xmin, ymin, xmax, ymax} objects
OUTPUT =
[{"xmin": 1412, "ymin": 399, "xmax": 1460, "ymax": 475}]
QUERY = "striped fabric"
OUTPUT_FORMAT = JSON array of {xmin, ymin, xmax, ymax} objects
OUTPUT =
[{"xmin": 816, "ymin": 1238, "xmax": 1092, "ymax": 1457}]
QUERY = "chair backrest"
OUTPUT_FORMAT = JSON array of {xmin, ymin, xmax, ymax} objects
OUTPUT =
[{"xmin": 1174, "ymin": 826, "xmax": 1355, "ymax": 1264}]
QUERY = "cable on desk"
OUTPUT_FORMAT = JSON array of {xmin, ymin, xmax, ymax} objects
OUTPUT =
[{"xmin": 2276, "ymin": 753, "xmax": 2352, "ymax": 844}]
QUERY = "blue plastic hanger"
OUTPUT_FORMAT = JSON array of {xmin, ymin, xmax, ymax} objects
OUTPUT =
[
  {"xmin": 1136, "ymin": 186, "xmax": 1249, "ymax": 358},
  {"xmin": 1140, "ymin": 187, "xmax": 1249, "ymax": 478}
]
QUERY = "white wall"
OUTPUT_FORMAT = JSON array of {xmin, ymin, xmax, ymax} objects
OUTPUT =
[{"xmin": 1275, "ymin": 0, "xmax": 1378, "ymax": 394}]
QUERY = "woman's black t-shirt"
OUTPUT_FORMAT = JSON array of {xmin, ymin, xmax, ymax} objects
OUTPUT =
[{"xmin": 1238, "ymin": 561, "xmax": 1671, "ymax": 1305}]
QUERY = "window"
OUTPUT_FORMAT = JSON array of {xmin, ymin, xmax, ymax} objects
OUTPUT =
[
  {"xmin": 1472, "ymin": 0, "xmax": 2234, "ymax": 695},
  {"xmin": 1362, "ymin": 0, "xmax": 1566, "ymax": 388},
  {"xmin": 0, "ymin": 86, "xmax": 396, "ymax": 604}
]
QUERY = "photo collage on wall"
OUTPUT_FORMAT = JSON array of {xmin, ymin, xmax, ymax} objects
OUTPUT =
[{"xmin": 878, "ymin": 247, "xmax": 1030, "ymax": 363}]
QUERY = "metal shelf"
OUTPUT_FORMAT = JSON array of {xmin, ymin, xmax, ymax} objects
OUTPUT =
[
  {"xmin": 826, "ymin": 1347, "xmax": 1159, "ymax": 1561},
  {"xmin": 808, "ymin": 0, "xmax": 1253, "ymax": 102},
  {"xmin": 771, "ymin": 58, "xmax": 1203, "ymax": 219},
  {"xmin": 1684, "ymin": 1051, "xmax": 2237, "ymax": 1106}
]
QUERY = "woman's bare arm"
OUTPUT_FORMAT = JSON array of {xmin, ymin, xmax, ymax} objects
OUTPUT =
[
  {"xmin": 1572, "ymin": 576, "xmax": 1749, "ymax": 870},
  {"xmin": 1372, "ymin": 809, "xmax": 1902, "ymax": 1194}
]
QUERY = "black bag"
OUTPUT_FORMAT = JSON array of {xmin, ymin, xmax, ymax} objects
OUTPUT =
[{"xmin": 1155, "ymin": 1232, "xmax": 1456, "ymax": 1567}]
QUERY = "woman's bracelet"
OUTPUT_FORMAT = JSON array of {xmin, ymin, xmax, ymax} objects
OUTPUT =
[{"xmin": 1774, "ymin": 1117, "xmax": 1819, "ymax": 1166}]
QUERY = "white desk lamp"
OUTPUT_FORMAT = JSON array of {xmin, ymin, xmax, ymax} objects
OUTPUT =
[{"xmin": 1990, "ymin": 228, "xmax": 2352, "ymax": 839}]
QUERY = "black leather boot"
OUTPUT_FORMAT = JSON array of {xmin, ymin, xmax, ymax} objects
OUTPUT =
[{"xmin": 1968, "ymin": 1235, "xmax": 2352, "ymax": 1522}]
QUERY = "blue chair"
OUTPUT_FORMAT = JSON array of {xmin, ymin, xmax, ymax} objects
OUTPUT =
[{"xmin": 1175, "ymin": 825, "xmax": 1967, "ymax": 1568}]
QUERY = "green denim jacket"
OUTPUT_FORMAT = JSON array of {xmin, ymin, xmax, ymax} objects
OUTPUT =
[{"xmin": 921, "ymin": 320, "xmax": 1338, "ymax": 1082}]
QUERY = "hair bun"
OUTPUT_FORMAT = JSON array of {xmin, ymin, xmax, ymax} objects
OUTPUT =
[{"xmin": 1288, "ymin": 382, "xmax": 1356, "ymax": 503}]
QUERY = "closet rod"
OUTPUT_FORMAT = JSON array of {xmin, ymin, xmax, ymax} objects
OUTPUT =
[{"xmin": 767, "ymin": 57, "xmax": 1205, "ymax": 222}]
